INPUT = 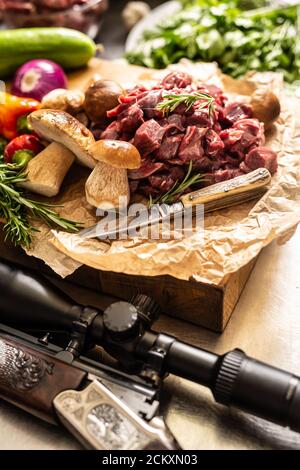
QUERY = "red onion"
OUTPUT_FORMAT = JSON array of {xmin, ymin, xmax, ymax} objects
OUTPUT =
[{"xmin": 11, "ymin": 59, "xmax": 68, "ymax": 101}]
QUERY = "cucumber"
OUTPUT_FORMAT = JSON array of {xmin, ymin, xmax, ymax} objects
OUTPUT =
[{"xmin": 0, "ymin": 28, "xmax": 96, "ymax": 79}]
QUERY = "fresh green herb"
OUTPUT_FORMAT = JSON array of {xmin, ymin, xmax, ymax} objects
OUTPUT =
[
  {"xmin": 0, "ymin": 160, "xmax": 82, "ymax": 247},
  {"xmin": 150, "ymin": 161, "xmax": 204, "ymax": 205},
  {"xmin": 157, "ymin": 91, "xmax": 215, "ymax": 116},
  {"xmin": 126, "ymin": 0, "xmax": 300, "ymax": 83}
]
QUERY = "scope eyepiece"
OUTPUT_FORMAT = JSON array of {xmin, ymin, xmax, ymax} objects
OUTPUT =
[{"xmin": 213, "ymin": 349, "xmax": 300, "ymax": 432}]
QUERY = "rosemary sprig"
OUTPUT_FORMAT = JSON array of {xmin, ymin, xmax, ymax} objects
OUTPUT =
[
  {"xmin": 0, "ymin": 197, "xmax": 34, "ymax": 247},
  {"xmin": 0, "ymin": 160, "xmax": 82, "ymax": 247},
  {"xmin": 150, "ymin": 162, "xmax": 204, "ymax": 205},
  {"xmin": 156, "ymin": 91, "xmax": 215, "ymax": 116}
]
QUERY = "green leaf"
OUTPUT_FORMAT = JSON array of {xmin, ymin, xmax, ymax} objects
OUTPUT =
[
  {"xmin": 157, "ymin": 91, "xmax": 215, "ymax": 116},
  {"xmin": 126, "ymin": 0, "xmax": 300, "ymax": 82}
]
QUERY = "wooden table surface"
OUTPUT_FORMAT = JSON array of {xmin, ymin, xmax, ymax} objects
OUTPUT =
[
  {"xmin": 0, "ymin": 227, "xmax": 299, "ymax": 450},
  {"xmin": 1, "ymin": 0, "xmax": 300, "ymax": 451}
]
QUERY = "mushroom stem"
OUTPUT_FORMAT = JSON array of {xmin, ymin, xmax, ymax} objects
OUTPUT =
[
  {"xmin": 19, "ymin": 142, "xmax": 75, "ymax": 197},
  {"xmin": 85, "ymin": 161, "xmax": 130, "ymax": 210}
]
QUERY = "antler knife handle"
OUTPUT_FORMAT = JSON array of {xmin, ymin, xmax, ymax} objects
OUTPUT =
[
  {"xmin": 180, "ymin": 168, "xmax": 271, "ymax": 211},
  {"xmin": 0, "ymin": 334, "xmax": 87, "ymax": 424}
]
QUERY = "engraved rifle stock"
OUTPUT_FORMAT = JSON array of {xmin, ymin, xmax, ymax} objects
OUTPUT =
[
  {"xmin": 0, "ymin": 325, "xmax": 178, "ymax": 450},
  {"xmin": 0, "ymin": 334, "xmax": 87, "ymax": 423}
]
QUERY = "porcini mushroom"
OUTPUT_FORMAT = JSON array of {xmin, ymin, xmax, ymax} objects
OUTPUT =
[
  {"xmin": 250, "ymin": 88, "xmax": 281, "ymax": 129},
  {"xmin": 41, "ymin": 89, "xmax": 85, "ymax": 115},
  {"xmin": 84, "ymin": 80, "xmax": 123, "ymax": 123},
  {"xmin": 85, "ymin": 139, "xmax": 141, "ymax": 210},
  {"xmin": 20, "ymin": 142, "xmax": 75, "ymax": 197},
  {"xmin": 28, "ymin": 109, "xmax": 97, "ymax": 169}
]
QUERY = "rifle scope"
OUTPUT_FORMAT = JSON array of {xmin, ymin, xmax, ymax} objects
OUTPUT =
[{"xmin": 0, "ymin": 260, "xmax": 299, "ymax": 434}]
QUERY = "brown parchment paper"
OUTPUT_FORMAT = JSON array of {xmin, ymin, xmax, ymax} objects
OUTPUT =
[{"xmin": 24, "ymin": 59, "xmax": 300, "ymax": 284}]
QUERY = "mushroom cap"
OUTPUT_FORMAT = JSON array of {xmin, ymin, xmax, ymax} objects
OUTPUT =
[
  {"xmin": 28, "ymin": 109, "xmax": 97, "ymax": 169},
  {"xmin": 41, "ymin": 89, "xmax": 85, "ymax": 115},
  {"xmin": 251, "ymin": 89, "xmax": 281, "ymax": 129},
  {"xmin": 84, "ymin": 80, "xmax": 123, "ymax": 123},
  {"xmin": 89, "ymin": 139, "xmax": 141, "ymax": 169}
]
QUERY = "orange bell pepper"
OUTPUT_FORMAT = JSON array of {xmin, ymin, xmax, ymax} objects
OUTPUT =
[{"xmin": 0, "ymin": 92, "xmax": 40, "ymax": 141}]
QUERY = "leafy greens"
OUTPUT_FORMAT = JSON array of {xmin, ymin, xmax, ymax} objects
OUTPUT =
[{"xmin": 126, "ymin": 0, "xmax": 300, "ymax": 83}]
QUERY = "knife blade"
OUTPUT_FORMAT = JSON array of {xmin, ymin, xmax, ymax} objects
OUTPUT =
[{"xmin": 79, "ymin": 168, "xmax": 271, "ymax": 240}]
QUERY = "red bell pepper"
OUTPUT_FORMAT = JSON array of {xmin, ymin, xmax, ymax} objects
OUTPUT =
[
  {"xmin": 0, "ymin": 92, "xmax": 40, "ymax": 141},
  {"xmin": 4, "ymin": 134, "xmax": 43, "ymax": 164}
]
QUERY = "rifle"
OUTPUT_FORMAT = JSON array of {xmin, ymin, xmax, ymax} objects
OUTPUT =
[{"xmin": 0, "ymin": 260, "xmax": 299, "ymax": 450}]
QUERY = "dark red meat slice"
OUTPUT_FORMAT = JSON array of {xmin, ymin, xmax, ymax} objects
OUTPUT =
[
  {"xmin": 107, "ymin": 102, "xmax": 131, "ymax": 119},
  {"xmin": 149, "ymin": 166, "xmax": 185, "ymax": 193},
  {"xmin": 154, "ymin": 134, "xmax": 183, "ymax": 161},
  {"xmin": 186, "ymin": 109, "xmax": 213, "ymax": 128},
  {"xmin": 205, "ymin": 129, "xmax": 225, "ymax": 157},
  {"xmin": 157, "ymin": 114, "xmax": 186, "ymax": 136},
  {"xmin": 119, "ymin": 85, "xmax": 147, "ymax": 104},
  {"xmin": 203, "ymin": 84, "xmax": 227, "ymax": 106},
  {"xmin": 178, "ymin": 126, "xmax": 212, "ymax": 169},
  {"xmin": 233, "ymin": 118, "xmax": 265, "ymax": 145},
  {"xmin": 161, "ymin": 72, "xmax": 193, "ymax": 89},
  {"xmin": 101, "ymin": 121, "xmax": 120, "ymax": 140},
  {"xmin": 117, "ymin": 104, "xmax": 144, "ymax": 134},
  {"xmin": 240, "ymin": 147, "xmax": 278, "ymax": 175},
  {"xmin": 165, "ymin": 114, "xmax": 186, "ymax": 132},
  {"xmin": 213, "ymin": 168, "xmax": 244, "ymax": 183},
  {"xmin": 220, "ymin": 119, "xmax": 264, "ymax": 158},
  {"xmin": 223, "ymin": 102, "xmax": 253, "ymax": 126},
  {"xmin": 133, "ymin": 120, "xmax": 165, "ymax": 156},
  {"xmin": 128, "ymin": 159, "xmax": 164, "ymax": 180},
  {"xmin": 137, "ymin": 90, "xmax": 164, "ymax": 119},
  {"xmin": 219, "ymin": 129, "xmax": 244, "ymax": 148}
]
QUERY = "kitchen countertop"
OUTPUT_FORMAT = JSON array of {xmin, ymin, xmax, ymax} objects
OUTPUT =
[{"xmin": 1, "ymin": 1, "xmax": 300, "ymax": 451}]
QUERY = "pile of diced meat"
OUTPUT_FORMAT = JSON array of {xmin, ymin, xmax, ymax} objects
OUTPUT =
[{"xmin": 100, "ymin": 71, "xmax": 278, "ymax": 198}]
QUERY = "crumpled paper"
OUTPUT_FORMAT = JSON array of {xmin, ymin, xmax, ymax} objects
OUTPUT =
[{"xmin": 25, "ymin": 59, "xmax": 300, "ymax": 284}]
